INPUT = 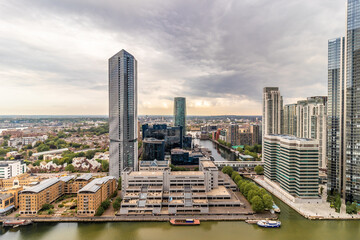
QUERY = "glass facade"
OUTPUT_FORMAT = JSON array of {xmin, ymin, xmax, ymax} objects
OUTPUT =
[
  {"xmin": 142, "ymin": 124, "xmax": 183, "ymax": 153},
  {"xmin": 109, "ymin": 50, "xmax": 138, "ymax": 178},
  {"xmin": 174, "ymin": 97, "xmax": 186, "ymax": 137},
  {"xmin": 345, "ymin": 0, "xmax": 360, "ymax": 202},
  {"xmin": 327, "ymin": 37, "xmax": 345, "ymax": 196}
]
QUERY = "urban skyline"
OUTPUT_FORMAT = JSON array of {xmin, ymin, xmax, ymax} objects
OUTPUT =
[{"xmin": 0, "ymin": 1, "xmax": 345, "ymax": 116}]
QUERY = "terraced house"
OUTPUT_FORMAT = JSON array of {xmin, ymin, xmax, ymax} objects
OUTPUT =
[{"xmin": 263, "ymin": 134, "xmax": 320, "ymax": 200}]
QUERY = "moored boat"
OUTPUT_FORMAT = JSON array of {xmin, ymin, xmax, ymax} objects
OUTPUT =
[
  {"xmin": 3, "ymin": 219, "xmax": 33, "ymax": 227},
  {"xmin": 257, "ymin": 220, "xmax": 281, "ymax": 228},
  {"xmin": 272, "ymin": 204, "xmax": 281, "ymax": 213},
  {"xmin": 170, "ymin": 219, "xmax": 200, "ymax": 226}
]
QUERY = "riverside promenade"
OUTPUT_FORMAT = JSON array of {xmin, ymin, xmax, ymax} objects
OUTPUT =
[
  {"xmin": 0, "ymin": 212, "xmax": 277, "ymax": 223},
  {"xmin": 253, "ymin": 176, "xmax": 360, "ymax": 220}
]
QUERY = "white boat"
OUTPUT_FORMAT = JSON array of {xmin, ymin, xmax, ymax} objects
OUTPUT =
[
  {"xmin": 272, "ymin": 204, "xmax": 281, "ymax": 213},
  {"xmin": 257, "ymin": 220, "xmax": 281, "ymax": 228}
]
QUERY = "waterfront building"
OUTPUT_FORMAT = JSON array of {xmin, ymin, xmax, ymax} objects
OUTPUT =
[
  {"xmin": 109, "ymin": 49, "xmax": 138, "ymax": 178},
  {"xmin": 0, "ymin": 160, "xmax": 26, "ymax": 179},
  {"xmin": 77, "ymin": 176, "xmax": 117, "ymax": 216},
  {"xmin": 283, "ymin": 104, "xmax": 297, "ymax": 136},
  {"xmin": 228, "ymin": 124, "xmax": 238, "ymax": 146},
  {"xmin": 0, "ymin": 193, "xmax": 15, "ymax": 216},
  {"xmin": 238, "ymin": 132, "xmax": 252, "ymax": 146},
  {"xmin": 263, "ymin": 135, "xmax": 319, "ymax": 199},
  {"xmin": 142, "ymin": 138, "xmax": 165, "ymax": 161},
  {"xmin": 142, "ymin": 124, "xmax": 183, "ymax": 153},
  {"xmin": 262, "ymin": 87, "xmax": 283, "ymax": 137},
  {"xmin": 296, "ymin": 97, "xmax": 327, "ymax": 169},
  {"xmin": 327, "ymin": 37, "xmax": 345, "ymax": 197},
  {"xmin": 219, "ymin": 129, "xmax": 227, "ymax": 142},
  {"xmin": 120, "ymin": 160, "xmax": 242, "ymax": 215},
  {"xmin": 0, "ymin": 173, "xmax": 40, "ymax": 189},
  {"xmin": 19, "ymin": 178, "xmax": 65, "ymax": 215},
  {"xmin": 170, "ymin": 149, "xmax": 202, "ymax": 166},
  {"xmin": 174, "ymin": 97, "xmax": 186, "ymax": 137},
  {"xmin": 345, "ymin": 0, "xmax": 360, "ymax": 202}
]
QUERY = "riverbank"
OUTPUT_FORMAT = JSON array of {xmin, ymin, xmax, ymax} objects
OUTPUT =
[
  {"xmin": 0, "ymin": 212, "xmax": 277, "ymax": 223},
  {"xmin": 209, "ymin": 139, "xmax": 234, "ymax": 152},
  {"xmin": 253, "ymin": 176, "xmax": 360, "ymax": 220}
]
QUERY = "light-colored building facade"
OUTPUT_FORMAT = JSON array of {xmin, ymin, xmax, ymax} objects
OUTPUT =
[
  {"xmin": 77, "ymin": 176, "xmax": 117, "ymax": 216},
  {"xmin": 263, "ymin": 135, "xmax": 319, "ymax": 199},
  {"xmin": 296, "ymin": 97, "xmax": 327, "ymax": 169},
  {"xmin": 120, "ymin": 160, "xmax": 241, "ymax": 215},
  {"xmin": 109, "ymin": 49, "xmax": 138, "ymax": 178},
  {"xmin": 0, "ymin": 160, "xmax": 26, "ymax": 179},
  {"xmin": 283, "ymin": 104, "xmax": 297, "ymax": 136},
  {"xmin": 262, "ymin": 87, "xmax": 283, "ymax": 137}
]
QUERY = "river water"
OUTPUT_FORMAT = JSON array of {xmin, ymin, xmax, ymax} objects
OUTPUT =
[{"xmin": 1, "ymin": 140, "xmax": 360, "ymax": 240}]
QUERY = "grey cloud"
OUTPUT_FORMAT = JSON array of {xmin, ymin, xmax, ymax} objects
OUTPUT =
[{"xmin": 0, "ymin": 0, "xmax": 346, "ymax": 112}]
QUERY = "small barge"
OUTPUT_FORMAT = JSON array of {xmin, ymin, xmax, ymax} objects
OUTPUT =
[
  {"xmin": 2, "ymin": 219, "xmax": 33, "ymax": 227},
  {"xmin": 170, "ymin": 219, "xmax": 200, "ymax": 226}
]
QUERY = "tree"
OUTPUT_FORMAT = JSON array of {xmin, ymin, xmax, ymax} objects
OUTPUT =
[
  {"xmin": 247, "ymin": 190, "xmax": 258, "ymax": 203},
  {"xmin": 231, "ymin": 171, "xmax": 240, "ymax": 180},
  {"xmin": 262, "ymin": 194, "xmax": 273, "ymax": 209},
  {"xmin": 118, "ymin": 177, "xmax": 122, "ymax": 190},
  {"xmin": 41, "ymin": 203, "xmax": 54, "ymax": 211},
  {"xmin": 95, "ymin": 206, "xmax": 105, "ymax": 216},
  {"xmin": 254, "ymin": 165, "xmax": 264, "ymax": 175},
  {"xmin": 101, "ymin": 199, "xmax": 110, "ymax": 209},
  {"xmin": 256, "ymin": 188, "xmax": 267, "ymax": 197},
  {"xmin": 234, "ymin": 175, "xmax": 242, "ymax": 184},
  {"xmin": 222, "ymin": 166, "xmax": 234, "ymax": 176},
  {"xmin": 113, "ymin": 200, "xmax": 121, "ymax": 211},
  {"xmin": 335, "ymin": 194, "xmax": 342, "ymax": 213},
  {"xmin": 251, "ymin": 196, "xmax": 265, "ymax": 213},
  {"xmin": 37, "ymin": 143, "xmax": 50, "ymax": 152},
  {"xmin": 65, "ymin": 164, "xmax": 75, "ymax": 172}
]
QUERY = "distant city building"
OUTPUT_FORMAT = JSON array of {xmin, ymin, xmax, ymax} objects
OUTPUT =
[
  {"xmin": 142, "ymin": 138, "xmax": 165, "ymax": 161},
  {"xmin": 283, "ymin": 104, "xmax": 297, "ymax": 136},
  {"xmin": 228, "ymin": 124, "xmax": 238, "ymax": 146},
  {"xmin": 0, "ymin": 160, "xmax": 26, "ymax": 179},
  {"xmin": 109, "ymin": 49, "xmax": 138, "ymax": 178},
  {"xmin": 327, "ymin": 37, "xmax": 345, "ymax": 197},
  {"xmin": 264, "ymin": 135, "xmax": 319, "ymax": 199},
  {"xmin": 250, "ymin": 124, "xmax": 261, "ymax": 145},
  {"xmin": 262, "ymin": 87, "xmax": 283, "ymax": 137},
  {"xmin": 238, "ymin": 132, "xmax": 252, "ymax": 146},
  {"xmin": 174, "ymin": 97, "xmax": 186, "ymax": 137},
  {"xmin": 296, "ymin": 96, "xmax": 327, "ymax": 169}
]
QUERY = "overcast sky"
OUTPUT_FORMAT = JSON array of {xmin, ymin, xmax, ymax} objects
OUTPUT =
[{"xmin": 0, "ymin": 0, "xmax": 345, "ymax": 115}]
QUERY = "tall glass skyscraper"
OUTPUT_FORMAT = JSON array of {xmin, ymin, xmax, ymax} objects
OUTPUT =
[
  {"xmin": 327, "ymin": 37, "xmax": 345, "ymax": 196},
  {"xmin": 174, "ymin": 97, "xmax": 186, "ymax": 137},
  {"xmin": 109, "ymin": 50, "xmax": 138, "ymax": 178},
  {"xmin": 345, "ymin": 0, "xmax": 360, "ymax": 201}
]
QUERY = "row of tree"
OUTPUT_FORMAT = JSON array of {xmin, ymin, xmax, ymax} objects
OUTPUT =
[{"xmin": 222, "ymin": 166, "xmax": 273, "ymax": 213}]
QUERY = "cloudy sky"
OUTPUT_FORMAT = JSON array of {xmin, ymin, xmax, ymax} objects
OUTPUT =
[{"xmin": 0, "ymin": 0, "xmax": 345, "ymax": 116}]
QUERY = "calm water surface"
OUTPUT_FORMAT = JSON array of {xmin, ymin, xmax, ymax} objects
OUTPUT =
[{"xmin": 2, "ymin": 139, "xmax": 360, "ymax": 240}]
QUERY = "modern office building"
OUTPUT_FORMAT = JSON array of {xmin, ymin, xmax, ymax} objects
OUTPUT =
[
  {"xmin": 0, "ymin": 160, "xmax": 27, "ymax": 179},
  {"xmin": 345, "ymin": 0, "xmax": 360, "ymax": 202},
  {"xmin": 283, "ymin": 104, "xmax": 297, "ymax": 136},
  {"xmin": 327, "ymin": 37, "xmax": 345, "ymax": 197},
  {"xmin": 170, "ymin": 149, "xmax": 203, "ymax": 166},
  {"xmin": 174, "ymin": 97, "xmax": 186, "ymax": 137},
  {"xmin": 142, "ymin": 124, "xmax": 183, "ymax": 153},
  {"xmin": 263, "ymin": 135, "xmax": 319, "ymax": 199},
  {"xmin": 296, "ymin": 97, "xmax": 328, "ymax": 169},
  {"xmin": 109, "ymin": 49, "xmax": 138, "ymax": 178},
  {"xmin": 262, "ymin": 87, "xmax": 283, "ymax": 137},
  {"xmin": 142, "ymin": 138, "xmax": 165, "ymax": 161}
]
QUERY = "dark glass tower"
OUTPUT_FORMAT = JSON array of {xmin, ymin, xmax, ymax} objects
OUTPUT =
[
  {"xmin": 174, "ymin": 97, "xmax": 186, "ymax": 137},
  {"xmin": 109, "ymin": 50, "xmax": 138, "ymax": 178},
  {"xmin": 345, "ymin": 0, "xmax": 360, "ymax": 201},
  {"xmin": 327, "ymin": 37, "xmax": 345, "ymax": 197}
]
